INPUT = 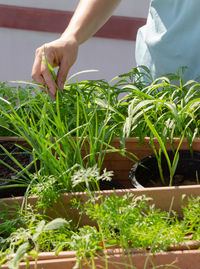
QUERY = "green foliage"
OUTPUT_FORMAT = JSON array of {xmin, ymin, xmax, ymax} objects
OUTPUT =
[
  {"xmin": 0, "ymin": 206, "xmax": 72, "ymax": 268},
  {"xmin": 2, "ymin": 66, "xmax": 200, "ymax": 190},
  {"xmin": 122, "ymin": 67, "xmax": 200, "ymax": 185},
  {"xmin": 181, "ymin": 196, "xmax": 200, "ymax": 239},
  {"xmin": 71, "ymin": 165, "xmax": 113, "ymax": 193},
  {"xmin": 144, "ymin": 114, "xmax": 184, "ymax": 186},
  {"xmin": 85, "ymin": 194, "xmax": 184, "ymax": 252},
  {"xmin": 0, "ymin": 201, "xmax": 25, "ymax": 239},
  {"xmin": 2, "ymin": 192, "xmax": 200, "ymax": 268},
  {"xmin": 0, "ymin": 82, "xmax": 41, "ymax": 136},
  {"xmin": 1, "ymin": 66, "xmax": 200, "ymax": 268},
  {"xmin": 0, "ymin": 79, "xmax": 126, "ymax": 192},
  {"xmin": 123, "ymin": 68, "xmax": 200, "ymax": 145},
  {"xmin": 70, "ymin": 226, "xmax": 102, "ymax": 258}
]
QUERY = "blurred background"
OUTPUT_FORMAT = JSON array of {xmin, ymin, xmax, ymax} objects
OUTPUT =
[{"xmin": 0, "ymin": 0, "xmax": 149, "ymax": 82}]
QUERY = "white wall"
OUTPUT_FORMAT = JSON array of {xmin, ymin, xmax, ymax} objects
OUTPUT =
[
  {"xmin": 0, "ymin": 1, "xmax": 149, "ymax": 82},
  {"xmin": 0, "ymin": 0, "xmax": 149, "ymax": 17}
]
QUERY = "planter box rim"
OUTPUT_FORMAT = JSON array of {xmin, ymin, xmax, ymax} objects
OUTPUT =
[
  {"xmin": 1, "ymin": 136, "xmax": 200, "ymax": 142},
  {"xmin": 5, "ymin": 243, "xmax": 200, "ymax": 263},
  {"xmin": 1, "ymin": 184, "xmax": 200, "ymax": 203}
]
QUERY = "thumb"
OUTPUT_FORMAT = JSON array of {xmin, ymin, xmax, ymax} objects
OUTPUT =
[{"xmin": 56, "ymin": 60, "xmax": 70, "ymax": 91}]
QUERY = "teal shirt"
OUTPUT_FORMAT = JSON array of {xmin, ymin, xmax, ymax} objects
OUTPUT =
[{"xmin": 136, "ymin": 0, "xmax": 200, "ymax": 82}]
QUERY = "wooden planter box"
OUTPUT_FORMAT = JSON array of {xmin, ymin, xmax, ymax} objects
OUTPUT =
[
  {"xmin": 1, "ymin": 137, "xmax": 200, "ymax": 268},
  {"xmin": 1, "ymin": 186, "xmax": 200, "ymax": 269},
  {"xmin": 2, "ymin": 249, "xmax": 200, "ymax": 269}
]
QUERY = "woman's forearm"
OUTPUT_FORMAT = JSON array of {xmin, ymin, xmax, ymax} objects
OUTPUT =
[
  {"xmin": 32, "ymin": 0, "xmax": 121, "ymax": 97},
  {"xmin": 61, "ymin": 0, "xmax": 121, "ymax": 44}
]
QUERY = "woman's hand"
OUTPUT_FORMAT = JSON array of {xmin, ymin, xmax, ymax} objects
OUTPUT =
[
  {"xmin": 31, "ymin": 37, "xmax": 78, "ymax": 99},
  {"xmin": 31, "ymin": 0, "xmax": 121, "ymax": 99}
]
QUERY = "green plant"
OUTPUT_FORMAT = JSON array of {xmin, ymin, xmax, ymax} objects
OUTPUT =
[
  {"xmin": 123, "ymin": 68, "xmax": 200, "ymax": 185},
  {"xmin": 84, "ymin": 194, "xmax": 184, "ymax": 251},
  {"xmin": 0, "ymin": 82, "xmax": 41, "ymax": 136},
  {"xmin": 124, "ymin": 69, "xmax": 200, "ymax": 139},
  {"xmin": 143, "ymin": 114, "xmax": 184, "ymax": 186},
  {"xmin": 1, "ymin": 189, "xmax": 200, "ymax": 269},
  {"xmin": 1, "ymin": 66, "xmax": 200, "ymax": 190},
  {"xmin": 0, "ymin": 91, "xmax": 110, "ymax": 192},
  {"xmin": 181, "ymin": 196, "xmax": 200, "ymax": 240},
  {"xmin": 0, "ymin": 68, "xmax": 142, "ymax": 194},
  {"xmin": 1, "ymin": 66, "xmax": 200, "ymax": 269},
  {"xmin": 1, "ymin": 217, "xmax": 71, "ymax": 269}
]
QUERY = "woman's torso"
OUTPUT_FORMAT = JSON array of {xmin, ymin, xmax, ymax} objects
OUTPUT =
[{"xmin": 136, "ymin": 0, "xmax": 200, "ymax": 81}]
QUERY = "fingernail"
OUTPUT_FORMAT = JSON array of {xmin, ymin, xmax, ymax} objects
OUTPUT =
[
  {"xmin": 58, "ymin": 82, "xmax": 64, "ymax": 91},
  {"xmin": 41, "ymin": 87, "xmax": 47, "ymax": 93},
  {"xmin": 49, "ymin": 88, "xmax": 55, "ymax": 99}
]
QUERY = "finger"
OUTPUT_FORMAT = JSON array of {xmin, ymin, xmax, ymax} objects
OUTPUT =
[
  {"xmin": 56, "ymin": 59, "xmax": 70, "ymax": 91},
  {"xmin": 40, "ymin": 51, "xmax": 57, "ymax": 98},
  {"xmin": 31, "ymin": 49, "xmax": 47, "ymax": 93}
]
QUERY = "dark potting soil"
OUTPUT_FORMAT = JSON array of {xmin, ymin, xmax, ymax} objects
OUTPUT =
[
  {"xmin": 0, "ymin": 141, "xmax": 31, "ymax": 183},
  {"xmin": 99, "ymin": 179, "xmax": 126, "ymax": 190}
]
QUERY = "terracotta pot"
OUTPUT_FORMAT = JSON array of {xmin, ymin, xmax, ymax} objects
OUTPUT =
[
  {"xmin": 102, "ymin": 137, "xmax": 200, "ymax": 188},
  {"xmin": 129, "ymin": 150, "xmax": 200, "ymax": 188}
]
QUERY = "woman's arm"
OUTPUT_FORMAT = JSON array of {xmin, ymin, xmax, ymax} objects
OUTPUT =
[
  {"xmin": 31, "ymin": 0, "xmax": 121, "ymax": 98},
  {"xmin": 62, "ymin": 0, "xmax": 121, "ymax": 44}
]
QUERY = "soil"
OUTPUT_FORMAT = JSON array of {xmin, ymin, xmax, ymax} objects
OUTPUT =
[
  {"xmin": 0, "ymin": 142, "xmax": 31, "ymax": 181},
  {"xmin": 0, "ymin": 141, "xmax": 32, "ymax": 198},
  {"xmin": 99, "ymin": 179, "xmax": 126, "ymax": 190}
]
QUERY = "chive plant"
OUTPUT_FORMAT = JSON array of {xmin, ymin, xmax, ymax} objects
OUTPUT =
[
  {"xmin": 0, "ymin": 72, "xmax": 138, "ymax": 193},
  {"xmin": 0, "ymin": 82, "xmax": 40, "ymax": 136},
  {"xmin": 0, "ymin": 92, "xmax": 110, "ymax": 192}
]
